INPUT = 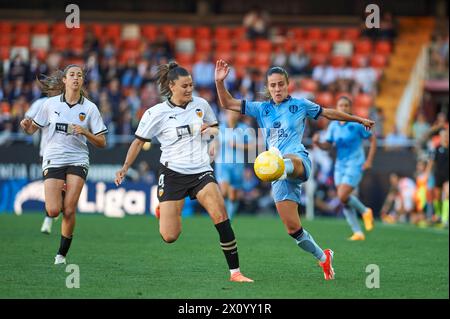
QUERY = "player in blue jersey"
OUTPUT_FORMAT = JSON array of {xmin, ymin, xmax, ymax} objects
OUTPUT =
[
  {"xmin": 215, "ymin": 110, "xmax": 254, "ymax": 219},
  {"xmin": 215, "ymin": 60, "xmax": 375, "ymax": 280},
  {"xmin": 313, "ymin": 96, "xmax": 377, "ymax": 241}
]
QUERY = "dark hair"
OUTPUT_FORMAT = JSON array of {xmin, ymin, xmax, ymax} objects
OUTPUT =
[
  {"xmin": 264, "ymin": 66, "xmax": 289, "ymax": 99},
  {"xmin": 336, "ymin": 95, "xmax": 353, "ymax": 107},
  {"xmin": 37, "ymin": 64, "xmax": 87, "ymax": 97},
  {"xmin": 156, "ymin": 61, "xmax": 191, "ymax": 98}
]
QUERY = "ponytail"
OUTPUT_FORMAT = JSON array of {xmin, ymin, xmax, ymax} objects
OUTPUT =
[{"xmin": 156, "ymin": 61, "xmax": 190, "ymax": 98}]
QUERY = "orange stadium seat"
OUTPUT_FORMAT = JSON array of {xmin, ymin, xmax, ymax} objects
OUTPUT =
[
  {"xmin": 283, "ymin": 40, "xmax": 295, "ymax": 53},
  {"xmin": 234, "ymin": 52, "xmax": 252, "ymax": 66},
  {"xmin": 71, "ymin": 36, "xmax": 85, "ymax": 50},
  {"xmin": 122, "ymin": 39, "xmax": 140, "ymax": 50},
  {"xmin": 351, "ymin": 54, "xmax": 368, "ymax": 67},
  {"xmin": 254, "ymin": 52, "xmax": 271, "ymax": 71},
  {"xmin": 324, "ymin": 28, "xmax": 341, "ymax": 42},
  {"xmin": 15, "ymin": 22, "xmax": 31, "ymax": 35},
  {"xmin": 375, "ymin": 40, "xmax": 392, "ymax": 55},
  {"xmin": 215, "ymin": 41, "xmax": 233, "ymax": 53},
  {"xmin": 196, "ymin": 38, "xmax": 212, "ymax": 52},
  {"xmin": 14, "ymin": 34, "xmax": 30, "ymax": 46},
  {"xmin": 236, "ymin": 40, "xmax": 253, "ymax": 52},
  {"xmin": 120, "ymin": 49, "xmax": 140, "ymax": 64},
  {"xmin": 310, "ymin": 54, "xmax": 327, "ymax": 67},
  {"xmin": 353, "ymin": 105, "xmax": 370, "ymax": 118},
  {"xmin": 214, "ymin": 51, "xmax": 233, "ymax": 64},
  {"xmin": 342, "ymin": 27, "xmax": 361, "ymax": 41},
  {"xmin": 0, "ymin": 22, "xmax": 13, "ymax": 34},
  {"xmin": 0, "ymin": 47, "xmax": 9, "ymax": 60},
  {"xmin": 91, "ymin": 24, "xmax": 104, "ymax": 39},
  {"xmin": 160, "ymin": 25, "xmax": 177, "ymax": 43},
  {"xmin": 175, "ymin": 52, "xmax": 194, "ymax": 65},
  {"xmin": 315, "ymin": 92, "xmax": 334, "ymax": 107},
  {"xmin": 290, "ymin": 27, "xmax": 305, "ymax": 41},
  {"xmin": 300, "ymin": 78, "xmax": 318, "ymax": 93},
  {"xmin": 370, "ymin": 54, "xmax": 388, "ymax": 68},
  {"xmin": 306, "ymin": 28, "xmax": 322, "ymax": 41},
  {"xmin": 52, "ymin": 22, "xmax": 68, "ymax": 35},
  {"xmin": 68, "ymin": 24, "xmax": 86, "ymax": 37},
  {"xmin": 232, "ymin": 27, "xmax": 246, "ymax": 40},
  {"xmin": 195, "ymin": 26, "xmax": 211, "ymax": 39},
  {"xmin": 330, "ymin": 55, "xmax": 347, "ymax": 67},
  {"xmin": 52, "ymin": 36, "xmax": 69, "ymax": 50},
  {"xmin": 299, "ymin": 40, "xmax": 315, "ymax": 54},
  {"xmin": 141, "ymin": 25, "xmax": 158, "ymax": 41},
  {"xmin": 255, "ymin": 39, "xmax": 272, "ymax": 53},
  {"xmin": 177, "ymin": 26, "xmax": 194, "ymax": 39},
  {"xmin": 315, "ymin": 41, "xmax": 332, "ymax": 54},
  {"xmin": 355, "ymin": 39, "xmax": 373, "ymax": 55},
  {"xmin": 214, "ymin": 27, "xmax": 231, "ymax": 41},
  {"xmin": 105, "ymin": 24, "xmax": 121, "ymax": 39},
  {"xmin": 32, "ymin": 23, "xmax": 49, "ymax": 34},
  {"xmin": 354, "ymin": 93, "xmax": 373, "ymax": 108},
  {"xmin": 0, "ymin": 36, "xmax": 11, "ymax": 47}
]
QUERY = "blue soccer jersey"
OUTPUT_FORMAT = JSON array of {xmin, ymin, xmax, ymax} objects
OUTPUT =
[
  {"xmin": 324, "ymin": 121, "xmax": 372, "ymax": 167},
  {"xmin": 241, "ymin": 96, "xmax": 322, "ymax": 155}
]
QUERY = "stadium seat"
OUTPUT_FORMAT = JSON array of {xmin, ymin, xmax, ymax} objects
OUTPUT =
[
  {"xmin": 52, "ymin": 36, "xmax": 69, "ymax": 50},
  {"xmin": 234, "ymin": 52, "xmax": 252, "ymax": 66},
  {"xmin": 283, "ymin": 40, "xmax": 295, "ymax": 53},
  {"xmin": 214, "ymin": 27, "xmax": 231, "ymax": 41},
  {"xmin": 310, "ymin": 54, "xmax": 327, "ymax": 67},
  {"xmin": 342, "ymin": 27, "xmax": 361, "ymax": 41},
  {"xmin": 290, "ymin": 27, "xmax": 305, "ymax": 41},
  {"xmin": 141, "ymin": 24, "xmax": 158, "ymax": 41},
  {"xmin": 122, "ymin": 39, "xmax": 141, "ymax": 50},
  {"xmin": 300, "ymin": 78, "xmax": 318, "ymax": 93},
  {"xmin": 354, "ymin": 93, "xmax": 373, "ymax": 109},
  {"xmin": 175, "ymin": 52, "xmax": 194, "ymax": 65},
  {"xmin": 120, "ymin": 49, "xmax": 140, "ymax": 64},
  {"xmin": 315, "ymin": 92, "xmax": 334, "ymax": 107},
  {"xmin": 299, "ymin": 40, "xmax": 315, "ymax": 54},
  {"xmin": 14, "ymin": 34, "xmax": 30, "ymax": 46},
  {"xmin": 91, "ymin": 24, "xmax": 104, "ymax": 39},
  {"xmin": 196, "ymin": 38, "xmax": 212, "ymax": 52},
  {"xmin": 351, "ymin": 54, "xmax": 368, "ymax": 67},
  {"xmin": 306, "ymin": 28, "xmax": 322, "ymax": 41},
  {"xmin": 236, "ymin": 40, "xmax": 253, "ymax": 52},
  {"xmin": 177, "ymin": 26, "xmax": 194, "ymax": 39},
  {"xmin": 195, "ymin": 26, "xmax": 211, "ymax": 39},
  {"xmin": 355, "ymin": 40, "xmax": 373, "ymax": 55},
  {"xmin": 375, "ymin": 40, "xmax": 392, "ymax": 55},
  {"xmin": 32, "ymin": 23, "xmax": 49, "ymax": 34},
  {"xmin": 330, "ymin": 55, "xmax": 347, "ymax": 67},
  {"xmin": 254, "ymin": 52, "xmax": 271, "ymax": 71},
  {"xmin": 215, "ymin": 41, "xmax": 233, "ymax": 53},
  {"xmin": 315, "ymin": 41, "xmax": 332, "ymax": 54},
  {"xmin": 370, "ymin": 54, "xmax": 388, "ymax": 68},
  {"xmin": 0, "ymin": 22, "xmax": 13, "ymax": 34},
  {"xmin": 160, "ymin": 25, "xmax": 177, "ymax": 43},
  {"xmin": 353, "ymin": 105, "xmax": 370, "ymax": 118},
  {"xmin": 255, "ymin": 39, "xmax": 272, "ymax": 53},
  {"xmin": 214, "ymin": 51, "xmax": 233, "ymax": 64},
  {"xmin": 71, "ymin": 36, "xmax": 85, "ymax": 50},
  {"xmin": 0, "ymin": 47, "xmax": 9, "ymax": 60},
  {"xmin": 15, "ymin": 22, "xmax": 31, "ymax": 35},
  {"xmin": 0, "ymin": 36, "xmax": 11, "ymax": 47},
  {"xmin": 232, "ymin": 27, "xmax": 246, "ymax": 40},
  {"xmin": 105, "ymin": 24, "xmax": 121, "ymax": 39},
  {"xmin": 52, "ymin": 22, "xmax": 68, "ymax": 35},
  {"xmin": 324, "ymin": 28, "xmax": 342, "ymax": 42}
]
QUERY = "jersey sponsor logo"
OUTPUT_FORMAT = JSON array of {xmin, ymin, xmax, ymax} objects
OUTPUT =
[
  {"xmin": 273, "ymin": 121, "xmax": 281, "ymax": 128},
  {"xmin": 195, "ymin": 108, "xmax": 203, "ymax": 118},
  {"xmin": 289, "ymin": 105, "xmax": 298, "ymax": 113},
  {"xmin": 55, "ymin": 123, "xmax": 69, "ymax": 133},
  {"xmin": 79, "ymin": 112, "xmax": 86, "ymax": 121},
  {"xmin": 176, "ymin": 125, "xmax": 192, "ymax": 138}
]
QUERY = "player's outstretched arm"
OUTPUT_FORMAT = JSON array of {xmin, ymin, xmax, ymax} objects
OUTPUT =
[
  {"xmin": 115, "ymin": 138, "xmax": 146, "ymax": 186},
  {"xmin": 20, "ymin": 118, "xmax": 39, "ymax": 135},
  {"xmin": 215, "ymin": 59, "xmax": 242, "ymax": 112},
  {"xmin": 321, "ymin": 108, "xmax": 375, "ymax": 131}
]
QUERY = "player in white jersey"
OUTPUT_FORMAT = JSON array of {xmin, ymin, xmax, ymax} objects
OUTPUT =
[
  {"xmin": 115, "ymin": 62, "xmax": 253, "ymax": 283},
  {"xmin": 25, "ymin": 95, "xmax": 62, "ymax": 235},
  {"xmin": 20, "ymin": 65, "xmax": 108, "ymax": 265}
]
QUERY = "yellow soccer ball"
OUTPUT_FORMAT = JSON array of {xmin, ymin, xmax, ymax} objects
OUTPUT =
[{"xmin": 254, "ymin": 150, "xmax": 285, "ymax": 182}]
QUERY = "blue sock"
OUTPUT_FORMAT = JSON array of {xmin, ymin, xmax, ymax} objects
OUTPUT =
[
  {"xmin": 290, "ymin": 228, "xmax": 326, "ymax": 262},
  {"xmin": 284, "ymin": 159, "xmax": 294, "ymax": 175},
  {"xmin": 343, "ymin": 206, "xmax": 362, "ymax": 233},
  {"xmin": 348, "ymin": 195, "xmax": 368, "ymax": 215}
]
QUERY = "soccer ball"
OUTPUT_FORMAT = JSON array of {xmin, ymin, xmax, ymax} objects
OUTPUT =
[{"xmin": 254, "ymin": 150, "xmax": 285, "ymax": 182}]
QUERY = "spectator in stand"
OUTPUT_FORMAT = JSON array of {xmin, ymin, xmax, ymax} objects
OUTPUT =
[
  {"xmin": 369, "ymin": 107, "xmax": 385, "ymax": 138},
  {"xmin": 288, "ymin": 46, "xmax": 311, "ymax": 76},
  {"xmin": 271, "ymin": 46, "xmax": 288, "ymax": 69},
  {"xmin": 100, "ymin": 57, "xmax": 121, "ymax": 87},
  {"xmin": 385, "ymin": 126, "xmax": 410, "ymax": 150},
  {"xmin": 412, "ymin": 112, "xmax": 431, "ymax": 156},
  {"xmin": 335, "ymin": 59, "xmax": 355, "ymax": 93},
  {"xmin": 8, "ymin": 54, "xmax": 28, "ymax": 82},
  {"xmin": 192, "ymin": 53, "xmax": 215, "ymax": 90},
  {"xmin": 379, "ymin": 11, "xmax": 398, "ymax": 41},
  {"xmin": 243, "ymin": 5, "xmax": 270, "ymax": 40},
  {"xmin": 381, "ymin": 173, "xmax": 417, "ymax": 224},
  {"xmin": 312, "ymin": 58, "xmax": 337, "ymax": 91},
  {"xmin": 121, "ymin": 59, "xmax": 143, "ymax": 88},
  {"xmin": 353, "ymin": 59, "xmax": 378, "ymax": 94}
]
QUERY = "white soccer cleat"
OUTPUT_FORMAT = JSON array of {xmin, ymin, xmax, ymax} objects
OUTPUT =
[
  {"xmin": 41, "ymin": 217, "xmax": 53, "ymax": 234},
  {"xmin": 54, "ymin": 254, "xmax": 66, "ymax": 265}
]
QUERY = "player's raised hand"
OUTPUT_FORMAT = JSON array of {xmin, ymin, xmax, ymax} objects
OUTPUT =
[
  {"xmin": 114, "ymin": 167, "xmax": 127, "ymax": 186},
  {"xmin": 360, "ymin": 118, "xmax": 375, "ymax": 131},
  {"xmin": 215, "ymin": 60, "xmax": 230, "ymax": 82}
]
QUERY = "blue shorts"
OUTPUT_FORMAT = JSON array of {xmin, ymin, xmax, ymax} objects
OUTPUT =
[
  {"xmin": 334, "ymin": 162, "xmax": 364, "ymax": 188},
  {"xmin": 271, "ymin": 151, "xmax": 311, "ymax": 204},
  {"xmin": 215, "ymin": 163, "xmax": 245, "ymax": 189}
]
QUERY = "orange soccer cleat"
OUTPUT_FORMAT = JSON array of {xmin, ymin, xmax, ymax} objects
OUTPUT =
[
  {"xmin": 362, "ymin": 208, "xmax": 374, "ymax": 231},
  {"xmin": 230, "ymin": 272, "xmax": 254, "ymax": 283},
  {"xmin": 319, "ymin": 249, "xmax": 335, "ymax": 280},
  {"xmin": 348, "ymin": 232, "xmax": 365, "ymax": 241}
]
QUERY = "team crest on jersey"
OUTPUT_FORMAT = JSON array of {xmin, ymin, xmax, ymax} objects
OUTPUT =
[
  {"xmin": 43, "ymin": 169, "xmax": 48, "ymax": 176},
  {"xmin": 289, "ymin": 105, "xmax": 298, "ymax": 113},
  {"xmin": 195, "ymin": 108, "xmax": 203, "ymax": 118},
  {"xmin": 158, "ymin": 188, "xmax": 164, "ymax": 197},
  {"xmin": 79, "ymin": 112, "xmax": 86, "ymax": 121},
  {"xmin": 273, "ymin": 121, "xmax": 281, "ymax": 128}
]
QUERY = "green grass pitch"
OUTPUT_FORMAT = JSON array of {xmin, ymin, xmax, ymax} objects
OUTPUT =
[{"xmin": 0, "ymin": 213, "xmax": 448, "ymax": 299}]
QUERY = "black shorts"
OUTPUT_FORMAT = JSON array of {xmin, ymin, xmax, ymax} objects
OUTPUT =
[
  {"xmin": 157, "ymin": 164, "xmax": 217, "ymax": 202},
  {"xmin": 434, "ymin": 171, "xmax": 449, "ymax": 188},
  {"xmin": 43, "ymin": 165, "xmax": 88, "ymax": 181}
]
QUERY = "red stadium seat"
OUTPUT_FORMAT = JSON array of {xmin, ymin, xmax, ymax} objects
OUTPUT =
[
  {"xmin": 370, "ymin": 54, "xmax": 388, "ymax": 68},
  {"xmin": 141, "ymin": 25, "xmax": 158, "ymax": 41},
  {"xmin": 310, "ymin": 54, "xmax": 327, "ymax": 67},
  {"xmin": 0, "ymin": 47, "xmax": 10, "ymax": 60},
  {"xmin": 236, "ymin": 40, "xmax": 253, "ymax": 52},
  {"xmin": 177, "ymin": 26, "xmax": 194, "ymax": 39},
  {"xmin": 195, "ymin": 26, "xmax": 211, "ymax": 39},
  {"xmin": 0, "ymin": 36, "xmax": 11, "ymax": 47},
  {"xmin": 71, "ymin": 36, "xmax": 85, "ymax": 50},
  {"xmin": 214, "ymin": 51, "xmax": 233, "ymax": 64},
  {"xmin": 299, "ymin": 40, "xmax": 315, "ymax": 54},
  {"xmin": 214, "ymin": 27, "xmax": 231, "ymax": 41},
  {"xmin": 15, "ymin": 22, "xmax": 31, "ymax": 35},
  {"xmin": 342, "ymin": 28, "xmax": 361, "ymax": 41},
  {"xmin": 234, "ymin": 52, "xmax": 252, "ymax": 66},
  {"xmin": 324, "ymin": 28, "xmax": 341, "ymax": 42},
  {"xmin": 315, "ymin": 41, "xmax": 332, "ymax": 54},
  {"xmin": 175, "ymin": 53, "xmax": 193, "ymax": 65},
  {"xmin": 375, "ymin": 40, "xmax": 392, "ymax": 55},
  {"xmin": 300, "ymin": 78, "xmax": 319, "ymax": 93},
  {"xmin": 330, "ymin": 55, "xmax": 347, "ymax": 67},
  {"xmin": 122, "ymin": 39, "xmax": 140, "ymax": 50},
  {"xmin": 32, "ymin": 23, "xmax": 49, "ymax": 34},
  {"xmin": 14, "ymin": 34, "xmax": 30, "ymax": 46},
  {"xmin": 306, "ymin": 28, "xmax": 322, "ymax": 41},
  {"xmin": 52, "ymin": 36, "xmax": 69, "ymax": 50},
  {"xmin": 255, "ymin": 39, "xmax": 272, "ymax": 53},
  {"xmin": 52, "ymin": 22, "xmax": 68, "ymax": 35},
  {"xmin": 351, "ymin": 54, "xmax": 368, "ymax": 68},
  {"xmin": 215, "ymin": 41, "xmax": 233, "ymax": 53},
  {"xmin": 232, "ymin": 27, "xmax": 246, "ymax": 40},
  {"xmin": 315, "ymin": 92, "xmax": 334, "ymax": 107},
  {"xmin": 0, "ymin": 22, "xmax": 13, "ymax": 34},
  {"xmin": 120, "ymin": 49, "xmax": 140, "ymax": 64},
  {"xmin": 354, "ymin": 93, "xmax": 373, "ymax": 108},
  {"xmin": 353, "ymin": 105, "xmax": 370, "ymax": 118},
  {"xmin": 254, "ymin": 52, "xmax": 271, "ymax": 71},
  {"xmin": 90, "ymin": 24, "xmax": 104, "ymax": 39},
  {"xmin": 196, "ymin": 39, "xmax": 212, "ymax": 52},
  {"xmin": 68, "ymin": 24, "xmax": 86, "ymax": 37},
  {"xmin": 355, "ymin": 40, "xmax": 373, "ymax": 55},
  {"xmin": 160, "ymin": 25, "xmax": 177, "ymax": 43},
  {"xmin": 290, "ymin": 27, "xmax": 305, "ymax": 41},
  {"xmin": 105, "ymin": 24, "xmax": 121, "ymax": 39}
]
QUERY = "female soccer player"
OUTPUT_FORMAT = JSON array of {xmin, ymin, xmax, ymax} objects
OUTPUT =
[
  {"xmin": 313, "ymin": 96, "xmax": 377, "ymax": 241},
  {"xmin": 20, "ymin": 65, "xmax": 108, "ymax": 265},
  {"xmin": 215, "ymin": 60, "xmax": 375, "ymax": 280},
  {"xmin": 114, "ymin": 62, "xmax": 253, "ymax": 283}
]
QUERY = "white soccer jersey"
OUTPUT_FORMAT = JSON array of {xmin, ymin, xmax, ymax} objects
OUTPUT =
[
  {"xmin": 135, "ymin": 96, "xmax": 218, "ymax": 174},
  {"xmin": 25, "ymin": 97, "xmax": 48, "ymax": 157},
  {"xmin": 33, "ymin": 94, "xmax": 108, "ymax": 170}
]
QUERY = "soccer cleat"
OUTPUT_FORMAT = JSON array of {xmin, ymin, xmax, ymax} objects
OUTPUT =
[
  {"xmin": 40, "ymin": 217, "xmax": 53, "ymax": 234},
  {"xmin": 348, "ymin": 232, "xmax": 365, "ymax": 241},
  {"xmin": 230, "ymin": 272, "xmax": 254, "ymax": 283},
  {"xmin": 319, "ymin": 249, "xmax": 335, "ymax": 280},
  {"xmin": 362, "ymin": 208, "xmax": 374, "ymax": 231},
  {"xmin": 54, "ymin": 254, "xmax": 66, "ymax": 265}
]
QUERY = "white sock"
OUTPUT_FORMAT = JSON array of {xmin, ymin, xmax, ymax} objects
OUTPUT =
[{"xmin": 230, "ymin": 268, "xmax": 240, "ymax": 275}]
